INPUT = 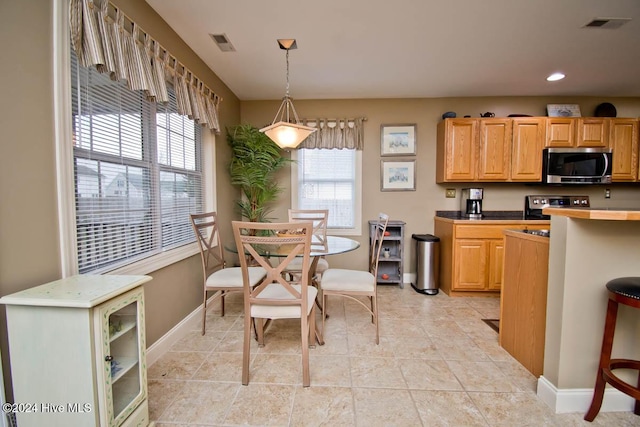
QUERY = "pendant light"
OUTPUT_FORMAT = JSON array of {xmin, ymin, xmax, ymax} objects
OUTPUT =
[{"xmin": 260, "ymin": 39, "xmax": 316, "ymax": 149}]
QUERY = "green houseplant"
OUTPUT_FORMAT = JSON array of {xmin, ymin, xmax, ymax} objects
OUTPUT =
[{"xmin": 227, "ymin": 124, "xmax": 291, "ymax": 223}]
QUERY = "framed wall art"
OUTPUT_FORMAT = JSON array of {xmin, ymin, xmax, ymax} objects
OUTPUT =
[
  {"xmin": 380, "ymin": 124, "xmax": 416, "ymax": 156},
  {"xmin": 381, "ymin": 160, "xmax": 415, "ymax": 191}
]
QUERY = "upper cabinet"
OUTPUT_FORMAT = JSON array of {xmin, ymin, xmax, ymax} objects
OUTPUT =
[
  {"xmin": 545, "ymin": 118, "xmax": 608, "ymax": 148},
  {"xmin": 609, "ymin": 118, "xmax": 639, "ymax": 181},
  {"xmin": 436, "ymin": 117, "xmax": 543, "ymax": 183},
  {"xmin": 437, "ymin": 116, "xmax": 639, "ymax": 183},
  {"xmin": 511, "ymin": 118, "xmax": 545, "ymax": 181}
]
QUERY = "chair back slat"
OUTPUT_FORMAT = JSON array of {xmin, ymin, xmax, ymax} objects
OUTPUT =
[
  {"xmin": 288, "ymin": 209, "xmax": 328, "ymax": 243},
  {"xmin": 190, "ymin": 212, "xmax": 226, "ymax": 279},
  {"xmin": 232, "ymin": 221, "xmax": 313, "ymax": 307},
  {"xmin": 369, "ymin": 213, "xmax": 390, "ymax": 277}
]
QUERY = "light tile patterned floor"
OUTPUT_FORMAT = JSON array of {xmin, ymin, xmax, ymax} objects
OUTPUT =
[{"xmin": 148, "ymin": 285, "xmax": 639, "ymax": 426}]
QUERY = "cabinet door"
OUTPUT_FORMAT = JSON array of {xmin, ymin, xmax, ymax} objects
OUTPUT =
[
  {"xmin": 478, "ymin": 119, "xmax": 511, "ymax": 180},
  {"xmin": 95, "ymin": 288, "xmax": 147, "ymax": 427},
  {"xmin": 545, "ymin": 118, "xmax": 575, "ymax": 147},
  {"xmin": 487, "ymin": 239, "xmax": 504, "ymax": 290},
  {"xmin": 453, "ymin": 239, "xmax": 487, "ymax": 290},
  {"xmin": 577, "ymin": 118, "xmax": 608, "ymax": 147},
  {"xmin": 511, "ymin": 118, "xmax": 545, "ymax": 181},
  {"xmin": 609, "ymin": 119, "xmax": 639, "ymax": 181},
  {"xmin": 438, "ymin": 119, "xmax": 477, "ymax": 181}
]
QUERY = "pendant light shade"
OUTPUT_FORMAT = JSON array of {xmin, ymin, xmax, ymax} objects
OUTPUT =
[{"xmin": 260, "ymin": 39, "xmax": 316, "ymax": 149}]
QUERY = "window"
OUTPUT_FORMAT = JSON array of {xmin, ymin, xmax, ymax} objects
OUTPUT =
[
  {"xmin": 71, "ymin": 50, "xmax": 203, "ymax": 274},
  {"xmin": 291, "ymin": 148, "xmax": 362, "ymax": 234}
]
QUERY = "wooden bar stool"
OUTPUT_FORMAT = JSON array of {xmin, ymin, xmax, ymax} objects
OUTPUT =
[{"xmin": 585, "ymin": 277, "xmax": 640, "ymax": 422}]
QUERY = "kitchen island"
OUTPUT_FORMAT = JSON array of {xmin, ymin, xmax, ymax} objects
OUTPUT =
[{"xmin": 538, "ymin": 207, "xmax": 640, "ymax": 415}]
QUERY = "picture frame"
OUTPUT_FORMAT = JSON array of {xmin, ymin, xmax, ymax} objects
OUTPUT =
[
  {"xmin": 380, "ymin": 124, "xmax": 416, "ymax": 156},
  {"xmin": 547, "ymin": 104, "xmax": 582, "ymax": 117},
  {"xmin": 381, "ymin": 160, "xmax": 416, "ymax": 191}
]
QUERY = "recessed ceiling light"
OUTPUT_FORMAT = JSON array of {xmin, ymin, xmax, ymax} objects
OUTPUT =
[{"xmin": 547, "ymin": 73, "xmax": 565, "ymax": 82}]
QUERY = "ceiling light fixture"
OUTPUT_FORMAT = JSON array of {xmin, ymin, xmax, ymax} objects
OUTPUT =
[
  {"xmin": 260, "ymin": 39, "xmax": 316, "ymax": 149},
  {"xmin": 547, "ymin": 72, "xmax": 566, "ymax": 82}
]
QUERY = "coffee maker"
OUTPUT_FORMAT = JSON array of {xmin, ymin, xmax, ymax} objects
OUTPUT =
[{"xmin": 461, "ymin": 188, "xmax": 483, "ymax": 218}]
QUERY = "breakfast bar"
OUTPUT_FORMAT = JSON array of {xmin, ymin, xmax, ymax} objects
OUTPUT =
[{"xmin": 537, "ymin": 207, "xmax": 640, "ymax": 414}]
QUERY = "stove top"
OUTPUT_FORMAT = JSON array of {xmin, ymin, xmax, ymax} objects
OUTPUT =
[{"xmin": 524, "ymin": 195, "xmax": 590, "ymax": 220}]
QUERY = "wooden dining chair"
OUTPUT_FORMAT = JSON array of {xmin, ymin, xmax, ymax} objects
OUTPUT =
[
  {"xmin": 320, "ymin": 212, "xmax": 389, "ymax": 344},
  {"xmin": 190, "ymin": 212, "xmax": 266, "ymax": 335},
  {"xmin": 232, "ymin": 220, "xmax": 318, "ymax": 387},
  {"xmin": 283, "ymin": 209, "xmax": 330, "ymax": 282}
]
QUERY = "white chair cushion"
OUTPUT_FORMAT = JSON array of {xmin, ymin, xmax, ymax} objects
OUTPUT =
[
  {"xmin": 284, "ymin": 257, "xmax": 329, "ymax": 274},
  {"xmin": 251, "ymin": 284, "xmax": 318, "ymax": 319},
  {"xmin": 320, "ymin": 268, "xmax": 375, "ymax": 292},
  {"xmin": 206, "ymin": 266, "xmax": 266, "ymax": 288}
]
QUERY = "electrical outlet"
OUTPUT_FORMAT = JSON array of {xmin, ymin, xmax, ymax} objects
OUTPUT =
[
  {"xmin": 605, "ymin": 188, "xmax": 611, "ymax": 199},
  {"xmin": 445, "ymin": 188, "xmax": 456, "ymax": 198}
]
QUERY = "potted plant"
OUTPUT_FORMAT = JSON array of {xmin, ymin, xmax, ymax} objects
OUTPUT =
[{"xmin": 227, "ymin": 124, "xmax": 292, "ymax": 223}]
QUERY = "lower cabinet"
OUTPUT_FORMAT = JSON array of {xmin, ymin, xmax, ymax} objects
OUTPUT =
[
  {"xmin": 434, "ymin": 218, "xmax": 549, "ymax": 296},
  {"xmin": 0, "ymin": 275, "xmax": 152, "ymax": 427}
]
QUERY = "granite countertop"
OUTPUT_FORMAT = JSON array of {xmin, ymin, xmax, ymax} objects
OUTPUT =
[{"xmin": 435, "ymin": 210, "xmax": 526, "ymax": 220}]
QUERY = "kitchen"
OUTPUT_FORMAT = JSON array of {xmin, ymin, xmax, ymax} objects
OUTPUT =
[{"xmin": 4, "ymin": 0, "xmax": 640, "ymax": 425}]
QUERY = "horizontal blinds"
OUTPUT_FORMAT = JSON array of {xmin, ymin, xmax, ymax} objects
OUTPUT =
[
  {"xmin": 72, "ymin": 49, "xmax": 202, "ymax": 273},
  {"xmin": 297, "ymin": 149, "xmax": 355, "ymax": 229}
]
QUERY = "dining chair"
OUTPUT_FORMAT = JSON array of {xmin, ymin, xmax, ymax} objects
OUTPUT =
[
  {"xmin": 232, "ymin": 220, "xmax": 317, "ymax": 387},
  {"xmin": 190, "ymin": 212, "xmax": 267, "ymax": 335},
  {"xmin": 283, "ymin": 209, "xmax": 330, "ymax": 282},
  {"xmin": 320, "ymin": 212, "xmax": 389, "ymax": 344}
]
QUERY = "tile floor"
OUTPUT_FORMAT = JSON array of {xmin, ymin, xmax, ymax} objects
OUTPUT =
[{"xmin": 148, "ymin": 285, "xmax": 639, "ymax": 426}]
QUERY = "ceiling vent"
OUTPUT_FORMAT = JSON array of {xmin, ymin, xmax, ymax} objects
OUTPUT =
[
  {"xmin": 210, "ymin": 33, "xmax": 236, "ymax": 52},
  {"xmin": 583, "ymin": 17, "xmax": 631, "ymax": 29}
]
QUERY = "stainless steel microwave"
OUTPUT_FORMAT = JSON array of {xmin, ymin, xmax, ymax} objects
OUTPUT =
[{"xmin": 542, "ymin": 147, "xmax": 612, "ymax": 184}]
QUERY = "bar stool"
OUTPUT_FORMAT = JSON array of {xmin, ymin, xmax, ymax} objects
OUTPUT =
[{"xmin": 585, "ymin": 277, "xmax": 640, "ymax": 422}]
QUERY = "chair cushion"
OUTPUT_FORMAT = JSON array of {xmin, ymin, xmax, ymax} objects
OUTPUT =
[
  {"xmin": 284, "ymin": 257, "xmax": 329, "ymax": 274},
  {"xmin": 320, "ymin": 268, "xmax": 375, "ymax": 292},
  {"xmin": 606, "ymin": 277, "xmax": 640, "ymax": 300},
  {"xmin": 251, "ymin": 284, "xmax": 318, "ymax": 319},
  {"xmin": 206, "ymin": 266, "xmax": 266, "ymax": 288}
]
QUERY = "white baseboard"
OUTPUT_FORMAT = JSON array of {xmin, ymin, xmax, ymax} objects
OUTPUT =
[
  {"xmin": 537, "ymin": 376, "xmax": 635, "ymax": 414},
  {"xmin": 146, "ymin": 300, "xmax": 205, "ymax": 366}
]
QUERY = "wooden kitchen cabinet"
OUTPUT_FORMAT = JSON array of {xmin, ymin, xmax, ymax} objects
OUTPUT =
[
  {"xmin": 609, "ymin": 118, "xmax": 639, "ymax": 181},
  {"xmin": 436, "ymin": 118, "xmax": 512, "ymax": 182},
  {"xmin": 545, "ymin": 117, "xmax": 609, "ymax": 148},
  {"xmin": 546, "ymin": 118, "xmax": 575, "ymax": 147},
  {"xmin": 511, "ymin": 118, "xmax": 545, "ymax": 181},
  {"xmin": 0, "ymin": 275, "xmax": 152, "ymax": 427},
  {"xmin": 500, "ymin": 230, "xmax": 549, "ymax": 377},
  {"xmin": 434, "ymin": 218, "xmax": 549, "ymax": 297}
]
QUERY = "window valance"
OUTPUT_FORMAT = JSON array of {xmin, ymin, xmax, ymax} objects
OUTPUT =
[
  {"xmin": 69, "ymin": 0, "xmax": 221, "ymax": 132},
  {"xmin": 299, "ymin": 118, "xmax": 365, "ymax": 150}
]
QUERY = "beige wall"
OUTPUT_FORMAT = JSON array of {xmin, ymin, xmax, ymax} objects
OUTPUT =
[
  {"xmin": 241, "ymin": 97, "xmax": 640, "ymax": 273},
  {"xmin": 0, "ymin": 0, "xmax": 241, "ymax": 400}
]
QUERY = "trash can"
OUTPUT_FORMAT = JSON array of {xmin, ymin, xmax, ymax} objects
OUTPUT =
[{"xmin": 411, "ymin": 234, "xmax": 440, "ymax": 295}]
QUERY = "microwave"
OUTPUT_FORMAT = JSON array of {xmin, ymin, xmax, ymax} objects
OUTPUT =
[{"xmin": 542, "ymin": 147, "xmax": 612, "ymax": 184}]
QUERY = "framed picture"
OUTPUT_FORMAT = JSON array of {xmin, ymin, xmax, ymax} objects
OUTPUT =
[
  {"xmin": 381, "ymin": 160, "xmax": 416, "ymax": 191},
  {"xmin": 381, "ymin": 124, "xmax": 416, "ymax": 156},
  {"xmin": 547, "ymin": 104, "xmax": 581, "ymax": 117}
]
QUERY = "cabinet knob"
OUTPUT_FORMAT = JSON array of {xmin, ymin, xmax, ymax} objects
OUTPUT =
[{"xmin": 105, "ymin": 355, "xmax": 113, "ymax": 362}]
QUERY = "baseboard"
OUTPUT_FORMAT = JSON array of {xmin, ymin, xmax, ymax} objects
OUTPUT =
[
  {"xmin": 146, "ymin": 299, "xmax": 205, "ymax": 366},
  {"xmin": 537, "ymin": 376, "xmax": 635, "ymax": 414}
]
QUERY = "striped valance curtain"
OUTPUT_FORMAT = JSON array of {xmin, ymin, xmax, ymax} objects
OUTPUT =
[
  {"xmin": 69, "ymin": 0, "xmax": 221, "ymax": 132},
  {"xmin": 299, "ymin": 118, "xmax": 365, "ymax": 150}
]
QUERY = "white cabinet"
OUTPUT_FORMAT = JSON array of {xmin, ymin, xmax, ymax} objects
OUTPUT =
[{"xmin": 0, "ymin": 275, "xmax": 152, "ymax": 427}]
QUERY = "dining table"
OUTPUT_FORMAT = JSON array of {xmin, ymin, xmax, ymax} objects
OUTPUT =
[{"xmin": 226, "ymin": 235, "xmax": 361, "ymax": 345}]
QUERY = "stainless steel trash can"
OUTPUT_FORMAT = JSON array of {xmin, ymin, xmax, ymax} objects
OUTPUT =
[{"xmin": 411, "ymin": 234, "xmax": 440, "ymax": 295}]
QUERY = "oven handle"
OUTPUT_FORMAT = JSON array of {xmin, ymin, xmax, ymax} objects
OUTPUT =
[{"xmin": 601, "ymin": 153, "xmax": 609, "ymax": 177}]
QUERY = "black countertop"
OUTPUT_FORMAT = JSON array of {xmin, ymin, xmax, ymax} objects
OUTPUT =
[{"xmin": 436, "ymin": 210, "xmax": 527, "ymax": 221}]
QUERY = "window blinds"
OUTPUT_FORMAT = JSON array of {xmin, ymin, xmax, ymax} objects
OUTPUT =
[{"xmin": 72, "ymin": 50, "xmax": 203, "ymax": 273}]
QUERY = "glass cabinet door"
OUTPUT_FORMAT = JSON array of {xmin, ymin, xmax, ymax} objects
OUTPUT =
[{"xmin": 96, "ymin": 288, "xmax": 147, "ymax": 427}]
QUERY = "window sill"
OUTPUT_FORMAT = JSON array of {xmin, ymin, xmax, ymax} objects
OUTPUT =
[{"xmin": 108, "ymin": 243, "xmax": 199, "ymax": 276}]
